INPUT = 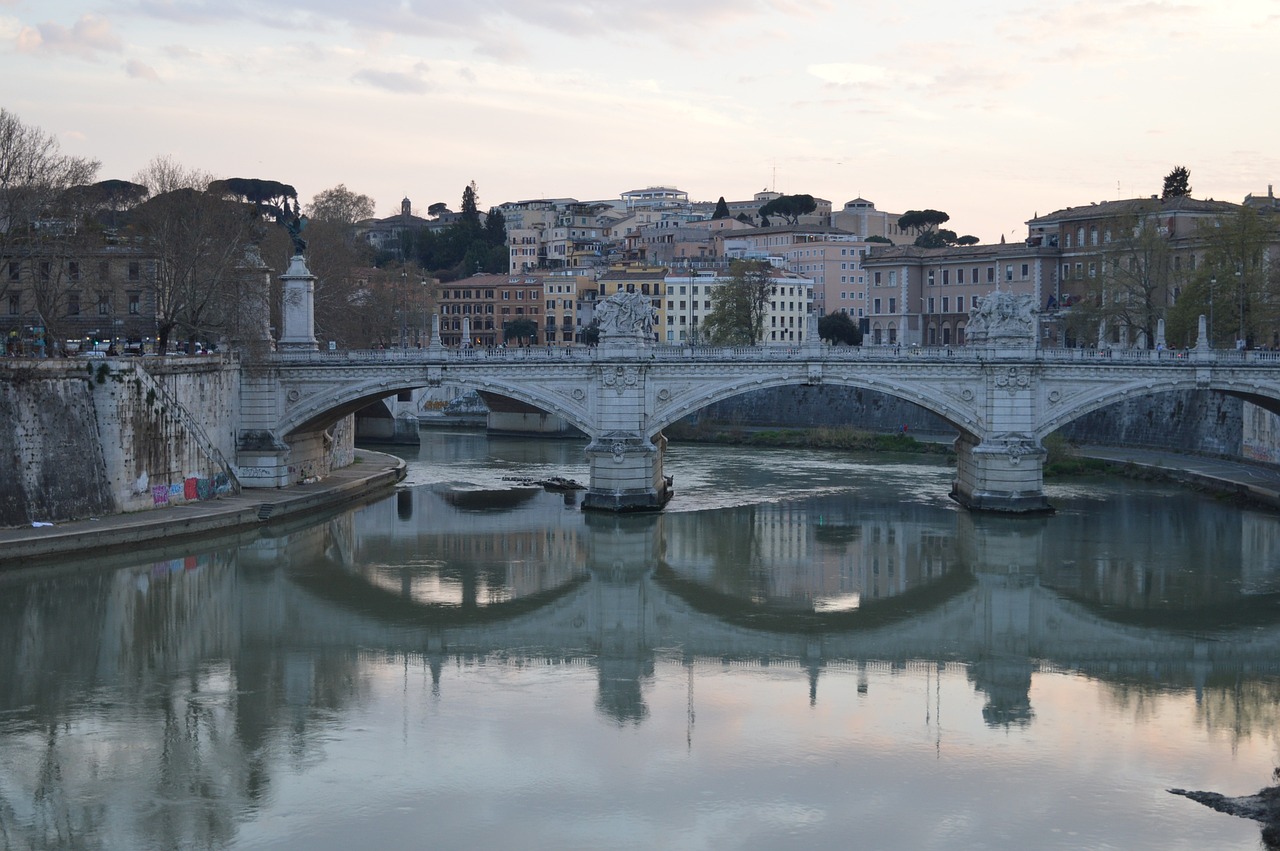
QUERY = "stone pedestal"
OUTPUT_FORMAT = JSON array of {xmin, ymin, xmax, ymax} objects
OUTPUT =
[
  {"xmin": 582, "ymin": 432, "xmax": 671, "ymax": 512},
  {"xmin": 278, "ymin": 254, "xmax": 318, "ymax": 351},
  {"xmin": 950, "ymin": 432, "xmax": 1052, "ymax": 514}
]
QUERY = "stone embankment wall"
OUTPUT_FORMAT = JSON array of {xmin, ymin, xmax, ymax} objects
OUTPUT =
[
  {"xmin": 1, "ymin": 358, "xmax": 242, "ymax": 527},
  {"xmin": 1, "ymin": 358, "xmax": 360, "ymax": 528},
  {"xmin": 682, "ymin": 386, "xmax": 1249, "ymax": 457}
]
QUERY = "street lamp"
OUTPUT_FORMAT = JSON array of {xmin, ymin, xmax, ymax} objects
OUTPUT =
[
  {"xmin": 1236, "ymin": 264, "xmax": 1245, "ymax": 350},
  {"xmin": 1209, "ymin": 275, "xmax": 1215, "ymax": 347}
]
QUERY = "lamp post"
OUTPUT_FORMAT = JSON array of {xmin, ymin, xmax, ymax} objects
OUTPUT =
[
  {"xmin": 1209, "ymin": 275, "xmax": 1215, "ymax": 348},
  {"xmin": 1237, "ymin": 264, "xmax": 1246, "ymax": 350},
  {"xmin": 398, "ymin": 268, "xmax": 407, "ymax": 349}
]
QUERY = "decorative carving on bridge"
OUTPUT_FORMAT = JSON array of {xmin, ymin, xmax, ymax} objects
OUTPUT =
[
  {"xmin": 995, "ymin": 366, "xmax": 1030, "ymax": 394},
  {"xmin": 967, "ymin": 289, "xmax": 1036, "ymax": 346},
  {"xmin": 993, "ymin": 432, "xmax": 1037, "ymax": 465},
  {"xmin": 572, "ymin": 388, "xmax": 586, "ymax": 401},
  {"xmin": 611, "ymin": 441, "xmax": 626, "ymax": 462},
  {"xmin": 656, "ymin": 388, "xmax": 671, "ymax": 401},
  {"xmin": 285, "ymin": 388, "xmax": 301, "ymax": 404},
  {"xmin": 595, "ymin": 291, "xmax": 657, "ymax": 346},
  {"xmin": 602, "ymin": 364, "xmax": 641, "ymax": 395},
  {"xmin": 1048, "ymin": 389, "xmax": 1062, "ymax": 404}
]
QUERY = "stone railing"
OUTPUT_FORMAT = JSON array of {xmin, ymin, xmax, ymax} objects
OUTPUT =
[{"xmin": 266, "ymin": 345, "xmax": 1280, "ymax": 368}]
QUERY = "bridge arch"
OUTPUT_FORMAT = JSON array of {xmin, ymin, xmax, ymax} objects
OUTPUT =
[
  {"xmin": 648, "ymin": 373, "xmax": 977, "ymax": 441},
  {"xmin": 1037, "ymin": 375, "xmax": 1280, "ymax": 441}
]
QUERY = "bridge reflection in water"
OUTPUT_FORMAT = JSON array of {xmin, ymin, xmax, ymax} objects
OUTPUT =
[{"xmin": 2, "ymin": 480, "xmax": 1280, "ymax": 848}]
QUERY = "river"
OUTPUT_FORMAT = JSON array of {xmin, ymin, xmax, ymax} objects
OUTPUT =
[{"xmin": 2, "ymin": 432, "xmax": 1279, "ymax": 850}]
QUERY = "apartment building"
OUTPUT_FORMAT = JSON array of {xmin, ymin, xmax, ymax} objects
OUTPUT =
[
  {"xmin": 719, "ymin": 225, "xmax": 868, "ymax": 317},
  {"xmin": 860, "ymin": 243, "xmax": 1056, "ymax": 346},
  {"xmin": 662, "ymin": 265, "xmax": 813, "ymax": 345},
  {"xmin": 434, "ymin": 273, "xmax": 543, "ymax": 347}
]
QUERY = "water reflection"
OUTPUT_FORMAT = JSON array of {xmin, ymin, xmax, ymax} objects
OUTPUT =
[{"xmin": 3, "ymin": 443, "xmax": 1280, "ymax": 849}]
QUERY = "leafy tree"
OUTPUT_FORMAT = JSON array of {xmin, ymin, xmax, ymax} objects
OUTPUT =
[
  {"xmin": 460, "ymin": 181, "xmax": 481, "ymax": 230},
  {"xmin": 1162, "ymin": 166, "xmax": 1191, "ymax": 199},
  {"xmin": 703, "ymin": 260, "xmax": 772, "ymax": 345},
  {"xmin": 818, "ymin": 311, "xmax": 861, "ymax": 345},
  {"xmin": 712, "ymin": 196, "xmax": 731, "ymax": 220},
  {"xmin": 735, "ymin": 213, "xmax": 753, "ymax": 224},
  {"xmin": 484, "ymin": 206, "xmax": 507, "ymax": 246},
  {"xmin": 758, "ymin": 194, "xmax": 817, "ymax": 226},
  {"xmin": 580, "ymin": 321, "xmax": 600, "ymax": 345},
  {"xmin": 865, "ymin": 235, "xmax": 892, "ymax": 245},
  {"xmin": 955, "ymin": 234, "xmax": 980, "ymax": 246},
  {"xmin": 897, "ymin": 209, "xmax": 950, "ymax": 236},
  {"xmin": 503, "ymin": 317, "xmax": 538, "ymax": 344}
]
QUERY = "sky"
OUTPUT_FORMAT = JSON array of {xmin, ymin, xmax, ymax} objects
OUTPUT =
[{"xmin": 4, "ymin": 0, "xmax": 1279, "ymax": 242}]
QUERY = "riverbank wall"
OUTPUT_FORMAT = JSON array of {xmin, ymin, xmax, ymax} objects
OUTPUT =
[{"xmin": 0, "ymin": 357, "xmax": 355, "ymax": 528}]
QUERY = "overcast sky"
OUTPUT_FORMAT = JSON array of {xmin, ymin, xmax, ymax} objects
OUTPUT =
[{"xmin": 5, "ymin": 0, "xmax": 1277, "ymax": 241}]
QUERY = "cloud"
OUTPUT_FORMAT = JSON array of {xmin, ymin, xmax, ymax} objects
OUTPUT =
[
  {"xmin": 15, "ymin": 14, "xmax": 123, "ymax": 58},
  {"xmin": 125, "ymin": 58, "xmax": 161, "ymax": 81},
  {"xmin": 352, "ymin": 66, "xmax": 430, "ymax": 94}
]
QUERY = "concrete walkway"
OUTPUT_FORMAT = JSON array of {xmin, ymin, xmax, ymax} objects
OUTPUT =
[
  {"xmin": 1076, "ymin": 445, "xmax": 1280, "ymax": 509},
  {"xmin": 0, "ymin": 449, "xmax": 406, "ymax": 568}
]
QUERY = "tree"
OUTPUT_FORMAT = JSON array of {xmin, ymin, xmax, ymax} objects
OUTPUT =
[
  {"xmin": 131, "ymin": 158, "xmax": 258, "ymax": 353},
  {"xmin": 503, "ymin": 317, "xmax": 538, "ymax": 345},
  {"xmin": 1072, "ymin": 204, "xmax": 1184, "ymax": 349},
  {"xmin": 427, "ymin": 202, "xmax": 450, "ymax": 218},
  {"xmin": 865, "ymin": 235, "xmax": 892, "ymax": 245},
  {"xmin": 712, "ymin": 196, "xmax": 731, "ymax": 220},
  {"xmin": 1163, "ymin": 166, "xmax": 1192, "ymax": 199},
  {"xmin": 306, "ymin": 184, "xmax": 374, "ymax": 226},
  {"xmin": 1168, "ymin": 206, "xmax": 1280, "ymax": 348},
  {"xmin": 955, "ymin": 234, "xmax": 981, "ymax": 246},
  {"xmin": 897, "ymin": 209, "xmax": 950, "ymax": 236},
  {"xmin": 0, "ymin": 109, "xmax": 100, "ymax": 345},
  {"xmin": 303, "ymin": 184, "xmax": 378, "ymax": 347},
  {"xmin": 702, "ymin": 260, "xmax": 772, "ymax": 345},
  {"xmin": 758, "ymin": 194, "xmax": 817, "ymax": 226},
  {"xmin": 818, "ymin": 311, "xmax": 861, "ymax": 345},
  {"xmin": 460, "ymin": 181, "xmax": 481, "ymax": 230}
]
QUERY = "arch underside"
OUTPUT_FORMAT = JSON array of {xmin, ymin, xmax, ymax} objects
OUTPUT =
[
  {"xmin": 1037, "ymin": 379, "xmax": 1280, "ymax": 440},
  {"xmin": 649, "ymin": 376, "xmax": 975, "ymax": 441},
  {"xmin": 283, "ymin": 377, "xmax": 593, "ymax": 439}
]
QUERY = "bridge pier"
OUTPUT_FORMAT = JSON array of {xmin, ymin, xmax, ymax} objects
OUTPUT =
[
  {"xmin": 950, "ymin": 432, "xmax": 1052, "ymax": 514},
  {"xmin": 582, "ymin": 432, "xmax": 671, "ymax": 512}
]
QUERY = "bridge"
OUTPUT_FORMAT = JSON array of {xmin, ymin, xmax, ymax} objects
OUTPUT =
[{"xmin": 239, "ymin": 274, "xmax": 1280, "ymax": 513}]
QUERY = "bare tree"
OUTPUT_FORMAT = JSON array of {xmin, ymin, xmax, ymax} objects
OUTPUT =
[
  {"xmin": 0, "ymin": 109, "xmax": 99, "ymax": 348},
  {"xmin": 130, "ymin": 157, "xmax": 256, "ymax": 353}
]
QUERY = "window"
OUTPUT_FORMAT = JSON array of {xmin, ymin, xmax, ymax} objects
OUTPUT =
[
  {"xmin": 7, "ymin": 293, "xmax": 18, "ymax": 315},
  {"xmin": 1090, "ymin": 226, "xmax": 1098, "ymax": 246},
  {"xmin": 1005, "ymin": 265, "xmax": 1013, "ymax": 282},
  {"xmin": 6, "ymin": 262, "xmax": 17, "ymax": 281},
  {"xmin": 986, "ymin": 267, "xmax": 995, "ymax": 283},
  {"xmin": 1062, "ymin": 263, "xmax": 1070, "ymax": 280},
  {"xmin": 873, "ymin": 297, "xmax": 882, "ymax": 314},
  {"xmin": 68, "ymin": 293, "xmax": 80, "ymax": 316},
  {"xmin": 1021, "ymin": 263, "xmax": 1029, "ymax": 279},
  {"xmin": 957, "ymin": 296, "xmax": 964, "ymax": 312},
  {"xmin": 98, "ymin": 294, "xmax": 110, "ymax": 315},
  {"xmin": 888, "ymin": 297, "xmax": 896, "ymax": 313},
  {"xmin": 874, "ymin": 271, "xmax": 882, "ymax": 286},
  {"xmin": 942, "ymin": 269, "xmax": 949, "ymax": 286},
  {"xmin": 928, "ymin": 297, "xmax": 935, "ymax": 313},
  {"xmin": 128, "ymin": 261, "xmax": 140, "ymax": 281},
  {"xmin": 69, "ymin": 262, "xmax": 80, "ymax": 281},
  {"xmin": 98, "ymin": 260, "xmax": 109, "ymax": 280},
  {"xmin": 39, "ymin": 262, "xmax": 50, "ymax": 282},
  {"xmin": 957, "ymin": 268, "xmax": 965, "ymax": 284},
  {"xmin": 942, "ymin": 296, "xmax": 949, "ymax": 313},
  {"xmin": 888, "ymin": 271, "xmax": 896, "ymax": 286},
  {"xmin": 927, "ymin": 270, "xmax": 935, "ymax": 286}
]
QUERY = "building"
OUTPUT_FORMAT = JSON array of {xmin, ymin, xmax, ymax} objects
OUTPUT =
[
  {"xmin": 355, "ymin": 197, "xmax": 437, "ymax": 252},
  {"xmin": 433, "ymin": 273, "xmax": 543, "ymax": 348},
  {"xmin": 662, "ymin": 265, "xmax": 813, "ymax": 345}
]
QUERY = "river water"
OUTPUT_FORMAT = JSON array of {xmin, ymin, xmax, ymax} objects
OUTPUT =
[{"xmin": 3, "ymin": 432, "xmax": 1280, "ymax": 850}]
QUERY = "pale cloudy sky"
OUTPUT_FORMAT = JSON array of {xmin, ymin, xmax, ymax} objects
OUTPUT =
[{"xmin": 4, "ymin": 0, "xmax": 1277, "ymax": 240}]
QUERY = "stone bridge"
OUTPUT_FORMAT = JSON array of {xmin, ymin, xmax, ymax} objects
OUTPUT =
[{"xmin": 240, "ymin": 278, "xmax": 1280, "ymax": 513}]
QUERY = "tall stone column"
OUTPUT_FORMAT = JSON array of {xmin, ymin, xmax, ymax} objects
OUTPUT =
[
  {"xmin": 231, "ymin": 245, "xmax": 274, "ymax": 355},
  {"xmin": 278, "ymin": 254, "xmax": 318, "ymax": 351}
]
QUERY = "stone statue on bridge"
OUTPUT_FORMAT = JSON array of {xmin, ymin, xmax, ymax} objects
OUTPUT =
[
  {"xmin": 967, "ymin": 289, "xmax": 1036, "ymax": 347},
  {"xmin": 594, "ymin": 291, "xmax": 657, "ymax": 347}
]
